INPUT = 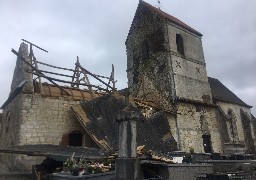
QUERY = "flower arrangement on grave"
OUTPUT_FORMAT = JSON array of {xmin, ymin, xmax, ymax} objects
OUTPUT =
[{"xmin": 62, "ymin": 153, "xmax": 114, "ymax": 176}]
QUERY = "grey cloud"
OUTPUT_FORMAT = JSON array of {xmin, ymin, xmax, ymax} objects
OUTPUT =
[{"xmin": 0, "ymin": 0, "xmax": 255, "ymax": 115}]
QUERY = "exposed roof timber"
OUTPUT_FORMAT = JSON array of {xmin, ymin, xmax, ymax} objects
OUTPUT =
[
  {"xmin": 12, "ymin": 48, "xmax": 70, "ymax": 96},
  {"xmin": 35, "ymin": 82, "xmax": 105, "ymax": 101}
]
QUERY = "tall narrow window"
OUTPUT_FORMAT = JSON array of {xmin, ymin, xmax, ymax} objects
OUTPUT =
[
  {"xmin": 176, "ymin": 34, "xmax": 184, "ymax": 55},
  {"xmin": 227, "ymin": 109, "xmax": 238, "ymax": 142}
]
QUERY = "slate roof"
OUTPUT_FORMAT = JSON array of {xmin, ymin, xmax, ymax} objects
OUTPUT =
[
  {"xmin": 142, "ymin": 1, "xmax": 202, "ymax": 36},
  {"xmin": 72, "ymin": 94, "xmax": 177, "ymax": 153},
  {"xmin": 251, "ymin": 114, "xmax": 256, "ymax": 121},
  {"xmin": 1, "ymin": 80, "xmax": 27, "ymax": 109},
  {"xmin": 208, "ymin": 77, "xmax": 251, "ymax": 108},
  {"xmin": 0, "ymin": 144, "xmax": 109, "ymax": 162}
]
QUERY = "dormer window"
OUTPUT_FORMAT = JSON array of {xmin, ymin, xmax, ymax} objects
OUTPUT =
[{"xmin": 176, "ymin": 34, "xmax": 184, "ymax": 55}]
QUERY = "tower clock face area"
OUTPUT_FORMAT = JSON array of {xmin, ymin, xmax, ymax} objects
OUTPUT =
[{"xmin": 166, "ymin": 24, "xmax": 212, "ymax": 102}]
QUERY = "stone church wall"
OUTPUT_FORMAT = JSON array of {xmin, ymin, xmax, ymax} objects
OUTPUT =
[
  {"xmin": 217, "ymin": 101, "xmax": 251, "ymax": 143},
  {"xmin": 216, "ymin": 101, "xmax": 255, "ymax": 153},
  {"xmin": 126, "ymin": 3, "xmax": 175, "ymax": 110},
  {"xmin": 0, "ymin": 94, "xmax": 23, "ymax": 148},
  {"xmin": 176, "ymin": 102, "xmax": 222, "ymax": 153},
  {"xmin": 18, "ymin": 94, "xmax": 84, "ymax": 145},
  {"xmin": 10, "ymin": 43, "xmax": 34, "ymax": 94},
  {"xmin": 0, "ymin": 93, "xmax": 87, "ymax": 170},
  {"xmin": 167, "ymin": 23, "xmax": 205, "ymax": 63},
  {"xmin": 126, "ymin": 2, "xmax": 223, "ymax": 154},
  {"xmin": 0, "ymin": 112, "xmax": 2, "ymax": 131},
  {"xmin": 167, "ymin": 24, "xmax": 212, "ymax": 102},
  {"xmin": 0, "ymin": 93, "xmax": 37, "ymax": 171}
]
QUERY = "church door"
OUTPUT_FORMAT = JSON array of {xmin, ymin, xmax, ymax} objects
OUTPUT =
[
  {"xmin": 69, "ymin": 132, "xmax": 83, "ymax": 146},
  {"xmin": 202, "ymin": 135, "xmax": 212, "ymax": 153}
]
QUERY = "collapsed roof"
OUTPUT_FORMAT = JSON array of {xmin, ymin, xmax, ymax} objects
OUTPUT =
[
  {"xmin": 71, "ymin": 93, "xmax": 177, "ymax": 153},
  {"xmin": 0, "ymin": 144, "xmax": 109, "ymax": 162}
]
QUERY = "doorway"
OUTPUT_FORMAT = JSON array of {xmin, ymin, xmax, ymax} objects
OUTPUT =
[
  {"xmin": 69, "ymin": 131, "xmax": 83, "ymax": 146},
  {"xmin": 202, "ymin": 135, "xmax": 212, "ymax": 153}
]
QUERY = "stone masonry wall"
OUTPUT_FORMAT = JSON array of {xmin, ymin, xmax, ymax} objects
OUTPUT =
[
  {"xmin": 126, "ymin": 2, "xmax": 221, "ymax": 153},
  {"xmin": 0, "ymin": 112, "xmax": 3, "ymax": 134},
  {"xmin": 176, "ymin": 102, "xmax": 222, "ymax": 153},
  {"xmin": 168, "ymin": 23, "xmax": 205, "ymax": 63},
  {"xmin": 217, "ymin": 101, "xmax": 255, "ymax": 153},
  {"xmin": 126, "ymin": 2, "xmax": 175, "ymax": 110},
  {"xmin": 10, "ymin": 43, "xmax": 33, "ymax": 94},
  {"xmin": 0, "ymin": 93, "xmax": 23, "ymax": 147},
  {"xmin": 19, "ymin": 94, "xmax": 84, "ymax": 145},
  {"xmin": 217, "ymin": 101, "xmax": 251, "ymax": 143},
  {"xmin": 167, "ymin": 24, "xmax": 212, "ymax": 102},
  {"xmin": 0, "ymin": 93, "xmax": 32, "ymax": 171},
  {"xmin": 0, "ymin": 93, "xmax": 87, "ymax": 171}
]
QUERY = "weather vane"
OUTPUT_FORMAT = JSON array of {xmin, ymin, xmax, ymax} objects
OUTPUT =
[{"xmin": 157, "ymin": 0, "xmax": 162, "ymax": 10}]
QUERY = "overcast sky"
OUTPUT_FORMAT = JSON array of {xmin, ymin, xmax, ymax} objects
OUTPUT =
[{"xmin": 0, "ymin": 0, "xmax": 255, "ymax": 115}]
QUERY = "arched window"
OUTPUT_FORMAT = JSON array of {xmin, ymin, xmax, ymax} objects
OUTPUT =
[
  {"xmin": 69, "ymin": 131, "xmax": 83, "ymax": 146},
  {"xmin": 176, "ymin": 34, "xmax": 184, "ymax": 55},
  {"xmin": 240, "ymin": 109, "xmax": 255, "ymax": 153},
  {"xmin": 227, "ymin": 109, "xmax": 238, "ymax": 142}
]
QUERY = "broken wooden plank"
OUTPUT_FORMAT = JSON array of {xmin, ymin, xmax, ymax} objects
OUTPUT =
[
  {"xmin": 12, "ymin": 49, "xmax": 70, "ymax": 96},
  {"xmin": 76, "ymin": 63, "xmax": 115, "ymax": 91},
  {"xmin": 71, "ymin": 105, "xmax": 110, "ymax": 151}
]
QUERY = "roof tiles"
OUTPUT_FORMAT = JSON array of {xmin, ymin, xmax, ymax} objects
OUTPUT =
[{"xmin": 142, "ymin": 1, "xmax": 203, "ymax": 36}]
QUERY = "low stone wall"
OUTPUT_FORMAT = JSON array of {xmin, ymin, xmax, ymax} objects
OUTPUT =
[
  {"xmin": 210, "ymin": 160, "xmax": 256, "ymax": 173},
  {"xmin": 47, "ymin": 172, "xmax": 115, "ymax": 180},
  {"xmin": 158, "ymin": 163, "xmax": 213, "ymax": 180},
  {"xmin": 0, "ymin": 171, "xmax": 32, "ymax": 180}
]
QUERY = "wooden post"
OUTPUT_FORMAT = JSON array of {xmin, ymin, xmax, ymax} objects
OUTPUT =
[
  {"xmin": 112, "ymin": 64, "xmax": 116, "ymax": 90},
  {"xmin": 29, "ymin": 44, "xmax": 43, "ymax": 94},
  {"xmin": 75, "ymin": 57, "xmax": 81, "ymax": 88},
  {"xmin": 34, "ymin": 57, "xmax": 43, "ymax": 94},
  {"xmin": 76, "ymin": 59, "xmax": 95, "ymax": 99}
]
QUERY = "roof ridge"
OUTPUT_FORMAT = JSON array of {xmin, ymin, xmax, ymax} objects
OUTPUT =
[
  {"xmin": 208, "ymin": 77, "xmax": 252, "ymax": 108},
  {"xmin": 141, "ymin": 1, "xmax": 202, "ymax": 36}
]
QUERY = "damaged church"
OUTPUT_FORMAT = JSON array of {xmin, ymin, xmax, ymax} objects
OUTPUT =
[{"xmin": 0, "ymin": 0, "xmax": 255, "ymax": 173}]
